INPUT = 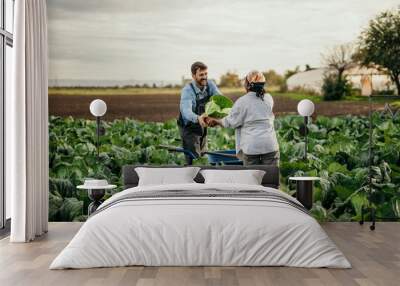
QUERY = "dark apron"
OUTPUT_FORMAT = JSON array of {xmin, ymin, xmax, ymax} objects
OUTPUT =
[{"xmin": 177, "ymin": 83, "xmax": 212, "ymax": 163}]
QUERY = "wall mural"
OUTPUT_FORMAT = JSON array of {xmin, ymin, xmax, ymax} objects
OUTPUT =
[{"xmin": 47, "ymin": 1, "xmax": 400, "ymax": 222}]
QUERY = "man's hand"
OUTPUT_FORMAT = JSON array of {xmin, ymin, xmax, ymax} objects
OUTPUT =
[
  {"xmin": 207, "ymin": 117, "xmax": 222, "ymax": 127},
  {"xmin": 198, "ymin": 114, "xmax": 208, "ymax": 128}
]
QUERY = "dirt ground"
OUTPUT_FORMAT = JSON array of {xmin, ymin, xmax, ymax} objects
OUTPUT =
[{"xmin": 49, "ymin": 93, "xmax": 387, "ymax": 122}]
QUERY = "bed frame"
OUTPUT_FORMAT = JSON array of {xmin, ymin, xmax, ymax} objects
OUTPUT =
[{"xmin": 122, "ymin": 165, "xmax": 280, "ymax": 189}]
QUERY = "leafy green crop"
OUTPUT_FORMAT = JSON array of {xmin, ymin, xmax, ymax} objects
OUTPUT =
[
  {"xmin": 205, "ymin": 95, "xmax": 233, "ymax": 118},
  {"xmin": 49, "ymin": 113, "xmax": 400, "ymax": 222}
]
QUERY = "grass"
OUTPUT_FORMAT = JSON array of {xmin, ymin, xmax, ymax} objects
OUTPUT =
[
  {"xmin": 274, "ymin": 92, "xmax": 399, "ymax": 103},
  {"xmin": 48, "ymin": 86, "xmax": 319, "ymax": 100},
  {"xmin": 390, "ymin": 101, "xmax": 400, "ymax": 108},
  {"xmin": 273, "ymin": 92, "xmax": 323, "ymax": 103}
]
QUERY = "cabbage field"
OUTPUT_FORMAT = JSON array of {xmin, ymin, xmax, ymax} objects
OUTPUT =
[{"xmin": 49, "ymin": 114, "xmax": 400, "ymax": 222}]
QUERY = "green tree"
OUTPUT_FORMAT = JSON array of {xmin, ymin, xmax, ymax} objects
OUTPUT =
[
  {"xmin": 322, "ymin": 73, "xmax": 352, "ymax": 101},
  {"xmin": 219, "ymin": 71, "xmax": 242, "ymax": 88},
  {"xmin": 263, "ymin": 69, "xmax": 284, "ymax": 87},
  {"xmin": 279, "ymin": 66, "xmax": 301, "ymax": 92},
  {"xmin": 357, "ymin": 8, "xmax": 400, "ymax": 95},
  {"xmin": 321, "ymin": 43, "xmax": 355, "ymax": 100},
  {"xmin": 284, "ymin": 66, "xmax": 300, "ymax": 80}
]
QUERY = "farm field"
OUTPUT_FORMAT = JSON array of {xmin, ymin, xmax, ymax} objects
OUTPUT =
[
  {"xmin": 49, "ymin": 114, "xmax": 400, "ymax": 222},
  {"xmin": 48, "ymin": 87, "xmax": 400, "ymax": 222},
  {"xmin": 48, "ymin": 87, "xmax": 394, "ymax": 121}
]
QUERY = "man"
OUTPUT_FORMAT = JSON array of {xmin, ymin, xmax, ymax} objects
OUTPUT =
[{"xmin": 177, "ymin": 61, "xmax": 221, "ymax": 165}]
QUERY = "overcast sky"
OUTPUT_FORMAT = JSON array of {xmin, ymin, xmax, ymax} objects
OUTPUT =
[{"xmin": 47, "ymin": 0, "xmax": 398, "ymax": 82}]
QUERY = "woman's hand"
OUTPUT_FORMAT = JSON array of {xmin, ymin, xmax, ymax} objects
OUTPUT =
[
  {"xmin": 206, "ymin": 117, "xmax": 222, "ymax": 127},
  {"xmin": 200, "ymin": 114, "xmax": 223, "ymax": 127}
]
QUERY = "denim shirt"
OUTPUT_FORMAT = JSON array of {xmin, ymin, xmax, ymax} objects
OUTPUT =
[
  {"xmin": 180, "ymin": 80, "xmax": 221, "ymax": 124},
  {"xmin": 222, "ymin": 92, "xmax": 279, "ymax": 156}
]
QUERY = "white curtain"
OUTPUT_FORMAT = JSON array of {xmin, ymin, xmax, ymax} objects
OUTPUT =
[{"xmin": 7, "ymin": 0, "xmax": 49, "ymax": 242}]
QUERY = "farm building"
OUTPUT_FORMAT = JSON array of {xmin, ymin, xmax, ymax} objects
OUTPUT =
[{"xmin": 287, "ymin": 66, "xmax": 394, "ymax": 95}]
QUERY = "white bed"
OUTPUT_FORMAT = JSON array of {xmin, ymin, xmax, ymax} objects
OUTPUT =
[{"xmin": 50, "ymin": 182, "xmax": 351, "ymax": 269}]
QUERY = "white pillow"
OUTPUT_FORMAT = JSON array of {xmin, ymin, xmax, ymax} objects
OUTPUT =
[
  {"xmin": 135, "ymin": 167, "xmax": 200, "ymax": 186},
  {"xmin": 200, "ymin": 169, "xmax": 266, "ymax": 185}
]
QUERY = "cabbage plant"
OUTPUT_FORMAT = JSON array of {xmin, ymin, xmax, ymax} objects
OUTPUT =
[{"xmin": 205, "ymin": 95, "xmax": 233, "ymax": 118}]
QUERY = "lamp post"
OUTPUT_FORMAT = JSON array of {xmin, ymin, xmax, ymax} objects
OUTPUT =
[
  {"xmin": 297, "ymin": 99, "xmax": 315, "ymax": 160},
  {"xmin": 89, "ymin": 99, "xmax": 107, "ymax": 162}
]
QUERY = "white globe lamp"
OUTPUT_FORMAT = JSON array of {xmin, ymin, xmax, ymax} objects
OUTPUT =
[
  {"xmin": 297, "ymin": 99, "xmax": 315, "ymax": 160},
  {"xmin": 89, "ymin": 99, "xmax": 107, "ymax": 161},
  {"xmin": 90, "ymin": 99, "xmax": 107, "ymax": 117},
  {"xmin": 297, "ymin": 99, "xmax": 315, "ymax": 117}
]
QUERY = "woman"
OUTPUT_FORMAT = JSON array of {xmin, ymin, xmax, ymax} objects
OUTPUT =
[{"xmin": 208, "ymin": 70, "xmax": 279, "ymax": 166}]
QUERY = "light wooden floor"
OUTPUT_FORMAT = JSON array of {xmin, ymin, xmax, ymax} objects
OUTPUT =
[{"xmin": 0, "ymin": 222, "xmax": 399, "ymax": 286}]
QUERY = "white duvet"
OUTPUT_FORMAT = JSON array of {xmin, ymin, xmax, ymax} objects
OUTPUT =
[{"xmin": 50, "ymin": 183, "xmax": 351, "ymax": 269}]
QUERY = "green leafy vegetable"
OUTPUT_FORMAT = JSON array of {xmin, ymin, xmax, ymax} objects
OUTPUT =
[
  {"xmin": 205, "ymin": 95, "xmax": 233, "ymax": 118},
  {"xmin": 49, "ymin": 113, "xmax": 400, "ymax": 222}
]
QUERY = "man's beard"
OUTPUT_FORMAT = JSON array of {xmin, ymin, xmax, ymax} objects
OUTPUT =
[{"xmin": 197, "ymin": 78, "xmax": 207, "ymax": 87}]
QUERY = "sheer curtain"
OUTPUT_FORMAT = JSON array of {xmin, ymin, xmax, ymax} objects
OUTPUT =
[{"xmin": 7, "ymin": 0, "xmax": 49, "ymax": 242}]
